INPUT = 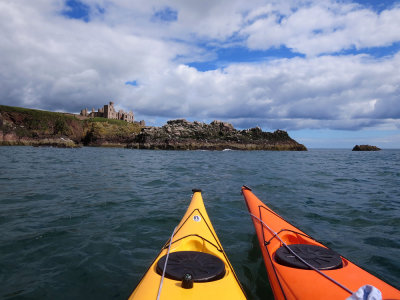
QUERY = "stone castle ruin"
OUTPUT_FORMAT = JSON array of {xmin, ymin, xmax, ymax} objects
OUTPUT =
[{"xmin": 80, "ymin": 102, "xmax": 135, "ymax": 123}]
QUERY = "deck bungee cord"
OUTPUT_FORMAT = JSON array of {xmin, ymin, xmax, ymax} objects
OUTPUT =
[
  {"xmin": 156, "ymin": 226, "xmax": 177, "ymax": 300},
  {"xmin": 249, "ymin": 212, "xmax": 354, "ymax": 295}
]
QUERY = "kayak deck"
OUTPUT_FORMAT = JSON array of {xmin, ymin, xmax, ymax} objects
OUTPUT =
[
  {"xmin": 129, "ymin": 189, "xmax": 246, "ymax": 300},
  {"xmin": 242, "ymin": 185, "xmax": 400, "ymax": 300}
]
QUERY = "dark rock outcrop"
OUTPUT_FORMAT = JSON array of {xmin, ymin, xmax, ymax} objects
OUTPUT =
[
  {"xmin": 128, "ymin": 119, "xmax": 307, "ymax": 151},
  {"xmin": 352, "ymin": 145, "xmax": 381, "ymax": 151}
]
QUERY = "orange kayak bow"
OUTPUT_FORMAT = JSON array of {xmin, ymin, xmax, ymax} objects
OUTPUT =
[{"xmin": 241, "ymin": 186, "xmax": 400, "ymax": 300}]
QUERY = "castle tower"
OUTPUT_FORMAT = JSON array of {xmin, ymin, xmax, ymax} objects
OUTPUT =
[
  {"xmin": 80, "ymin": 108, "xmax": 88, "ymax": 116},
  {"xmin": 104, "ymin": 101, "xmax": 117, "ymax": 119}
]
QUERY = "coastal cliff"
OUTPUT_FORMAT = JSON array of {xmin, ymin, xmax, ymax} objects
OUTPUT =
[
  {"xmin": 0, "ymin": 106, "xmax": 83, "ymax": 147},
  {"xmin": 0, "ymin": 105, "xmax": 306, "ymax": 150},
  {"xmin": 0, "ymin": 105, "xmax": 141, "ymax": 147}
]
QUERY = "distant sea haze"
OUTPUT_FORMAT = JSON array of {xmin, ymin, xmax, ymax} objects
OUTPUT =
[{"xmin": 1, "ymin": 147, "xmax": 399, "ymax": 299}]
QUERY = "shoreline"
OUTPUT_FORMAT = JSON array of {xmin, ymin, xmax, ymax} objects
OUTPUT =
[
  {"xmin": 0, "ymin": 141, "xmax": 306, "ymax": 151},
  {"xmin": 1, "ymin": 105, "xmax": 307, "ymax": 151}
]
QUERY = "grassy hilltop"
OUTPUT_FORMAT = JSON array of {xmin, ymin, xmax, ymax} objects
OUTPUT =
[{"xmin": 0, "ymin": 105, "xmax": 141, "ymax": 147}]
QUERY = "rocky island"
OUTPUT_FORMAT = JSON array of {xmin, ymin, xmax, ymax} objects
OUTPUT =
[
  {"xmin": 126, "ymin": 119, "xmax": 306, "ymax": 150},
  {"xmin": 0, "ymin": 105, "xmax": 306, "ymax": 150},
  {"xmin": 352, "ymin": 145, "xmax": 381, "ymax": 151}
]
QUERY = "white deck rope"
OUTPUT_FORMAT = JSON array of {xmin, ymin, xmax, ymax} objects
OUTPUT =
[
  {"xmin": 156, "ymin": 226, "xmax": 177, "ymax": 300},
  {"xmin": 250, "ymin": 213, "xmax": 354, "ymax": 295}
]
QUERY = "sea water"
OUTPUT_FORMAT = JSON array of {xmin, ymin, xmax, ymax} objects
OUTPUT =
[{"xmin": 0, "ymin": 147, "xmax": 399, "ymax": 299}]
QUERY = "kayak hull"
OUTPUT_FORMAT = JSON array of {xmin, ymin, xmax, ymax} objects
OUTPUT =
[
  {"xmin": 129, "ymin": 190, "xmax": 246, "ymax": 300},
  {"xmin": 242, "ymin": 186, "xmax": 400, "ymax": 300}
]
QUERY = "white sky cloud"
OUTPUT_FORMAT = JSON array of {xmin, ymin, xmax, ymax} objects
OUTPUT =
[
  {"xmin": 0, "ymin": 0, "xmax": 399, "ymax": 144},
  {"xmin": 242, "ymin": 1, "xmax": 400, "ymax": 56}
]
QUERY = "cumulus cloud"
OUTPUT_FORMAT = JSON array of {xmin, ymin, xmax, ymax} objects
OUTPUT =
[
  {"xmin": 126, "ymin": 53, "xmax": 400, "ymax": 130},
  {"xmin": 0, "ymin": 0, "xmax": 399, "ymax": 133},
  {"xmin": 0, "ymin": 0, "xmax": 184, "ymax": 110},
  {"xmin": 242, "ymin": 1, "xmax": 400, "ymax": 56}
]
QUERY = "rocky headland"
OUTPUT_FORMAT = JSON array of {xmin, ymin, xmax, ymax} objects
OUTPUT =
[
  {"xmin": 0, "ymin": 105, "xmax": 307, "ymax": 150},
  {"xmin": 127, "ymin": 119, "xmax": 307, "ymax": 150},
  {"xmin": 352, "ymin": 145, "xmax": 381, "ymax": 151}
]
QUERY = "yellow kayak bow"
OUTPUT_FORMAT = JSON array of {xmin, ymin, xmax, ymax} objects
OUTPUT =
[{"xmin": 129, "ymin": 189, "xmax": 246, "ymax": 300}]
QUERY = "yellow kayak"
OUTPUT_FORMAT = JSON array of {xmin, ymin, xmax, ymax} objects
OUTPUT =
[{"xmin": 129, "ymin": 189, "xmax": 247, "ymax": 300}]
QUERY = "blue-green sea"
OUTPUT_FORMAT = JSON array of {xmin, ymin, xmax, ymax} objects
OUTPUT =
[{"xmin": 0, "ymin": 147, "xmax": 399, "ymax": 299}]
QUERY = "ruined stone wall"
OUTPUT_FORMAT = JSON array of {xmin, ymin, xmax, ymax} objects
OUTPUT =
[{"xmin": 82, "ymin": 101, "xmax": 135, "ymax": 123}]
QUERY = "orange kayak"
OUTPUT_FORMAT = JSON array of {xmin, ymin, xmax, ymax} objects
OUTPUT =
[{"xmin": 241, "ymin": 186, "xmax": 400, "ymax": 300}]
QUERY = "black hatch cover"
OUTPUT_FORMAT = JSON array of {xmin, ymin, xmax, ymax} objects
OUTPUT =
[
  {"xmin": 275, "ymin": 244, "xmax": 343, "ymax": 270},
  {"xmin": 156, "ymin": 251, "xmax": 226, "ymax": 282}
]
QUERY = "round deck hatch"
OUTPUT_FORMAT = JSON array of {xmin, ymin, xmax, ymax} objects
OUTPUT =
[
  {"xmin": 275, "ymin": 244, "xmax": 343, "ymax": 270},
  {"xmin": 156, "ymin": 251, "xmax": 225, "ymax": 282}
]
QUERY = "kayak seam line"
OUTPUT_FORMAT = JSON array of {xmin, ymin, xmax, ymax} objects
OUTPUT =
[{"xmin": 250, "ymin": 213, "xmax": 354, "ymax": 296}]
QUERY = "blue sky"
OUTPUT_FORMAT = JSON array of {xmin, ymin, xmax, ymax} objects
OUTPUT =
[{"xmin": 1, "ymin": 0, "xmax": 400, "ymax": 148}]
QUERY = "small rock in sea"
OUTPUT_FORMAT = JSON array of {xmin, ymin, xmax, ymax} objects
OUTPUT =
[{"xmin": 352, "ymin": 145, "xmax": 381, "ymax": 151}]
